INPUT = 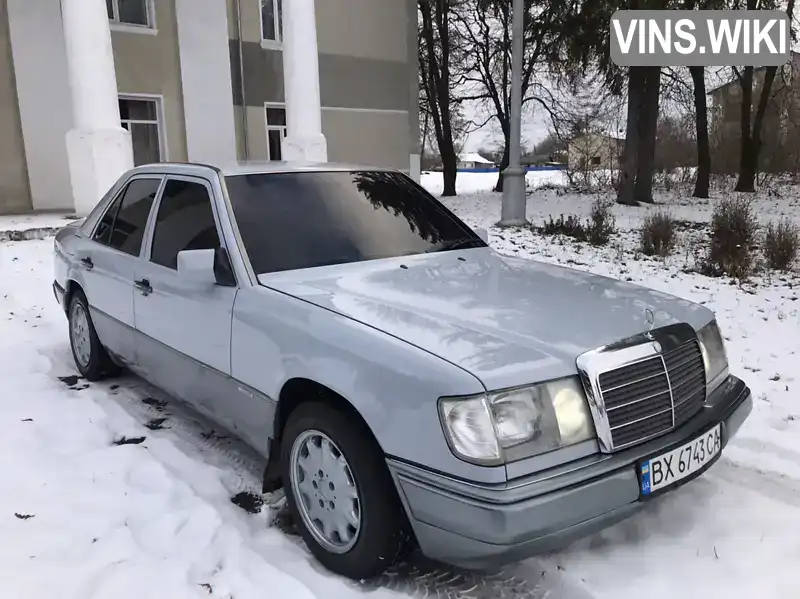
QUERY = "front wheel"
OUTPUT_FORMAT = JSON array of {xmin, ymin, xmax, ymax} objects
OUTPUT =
[
  {"xmin": 281, "ymin": 402, "xmax": 411, "ymax": 580},
  {"xmin": 68, "ymin": 290, "xmax": 119, "ymax": 381}
]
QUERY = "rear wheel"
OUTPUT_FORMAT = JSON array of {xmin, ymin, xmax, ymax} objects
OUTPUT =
[
  {"xmin": 68, "ymin": 290, "xmax": 119, "ymax": 381},
  {"xmin": 281, "ymin": 402, "xmax": 411, "ymax": 580}
]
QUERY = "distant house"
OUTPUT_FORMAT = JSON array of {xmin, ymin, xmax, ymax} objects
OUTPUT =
[
  {"xmin": 522, "ymin": 153, "xmax": 565, "ymax": 167},
  {"xmin": 458, "ymin": 153, "xmax": 495, "ymax": 169},
  {"xmin": 707, "ymin": 51, "xmax": 800, "ymax": 174},
  {"xmin": 567, "ymin": 134, "xmax": 624, "ymax": 171}
]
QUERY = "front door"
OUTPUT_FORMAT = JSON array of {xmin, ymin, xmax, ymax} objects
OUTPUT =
[
  {"xmin": 76, "ymin": 176, "xmax": 163, "ymax": 366},
  {"xmin": 133, "ymin": 176, "xmax": 237, "ymax": 425}
]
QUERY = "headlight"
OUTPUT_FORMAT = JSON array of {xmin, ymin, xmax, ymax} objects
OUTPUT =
[
  {"xmin": 697, "ymin": 320, "xmax": 729, "ymax": 390},
  {"xmin": 439, "ymin": 377, "xmax": 595, "ymax": 465}
]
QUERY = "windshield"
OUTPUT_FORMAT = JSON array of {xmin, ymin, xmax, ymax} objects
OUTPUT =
[{"xmin": 224, "ymin": 170, "xmax": 486, "ymax": 275}]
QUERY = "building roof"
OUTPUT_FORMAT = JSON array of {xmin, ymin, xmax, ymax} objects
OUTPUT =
[
  {"xmin": 570, "ymin": 133, "xmax": 624, "ymax": 143},
  {"xmin": 458, "ymin": 152, "xmax": 494, "ymax": 164},
  {"xmin": 707, "ymin": 51, "xmax": 800, "ymax": 95}
]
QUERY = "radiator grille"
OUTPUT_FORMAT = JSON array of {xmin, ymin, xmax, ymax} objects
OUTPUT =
[{"xmin": 597, "ymin": 339, "xmax": 706, "ymax": 449}]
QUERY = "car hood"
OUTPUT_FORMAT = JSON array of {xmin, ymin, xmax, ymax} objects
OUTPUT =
[{"xmin": 257, "ymin": 248, "xmax": 713, "ymax": 390}]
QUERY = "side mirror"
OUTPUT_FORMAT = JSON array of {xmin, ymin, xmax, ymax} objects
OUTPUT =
[
  {"xmin": 474, "ymin": 227, "xmax": 489, "ymax": 243},
  {"xmin": 177, "ymin": 249, "xmax": 217, "ymax": 285}
]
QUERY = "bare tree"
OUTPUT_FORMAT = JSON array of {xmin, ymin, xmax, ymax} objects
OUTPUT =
[
  {"xmin": 617, "ymin": 68, "xmax": 644, "ymax": 205},
  {"xmin": 418, "ymin": 0, "xmax": 466, "ymax": 196},
  {"xmin": 631, "ymin": 66, "xmax": 661, "ymax": 204},
  {"xmin": 657, "ymin": 64, "xmax": 710, "ymax": 195},
  {"xmin": 453, "ymin": 0, "xmax": 568, "ymax": 192},
  {"xmin": 733, "ymin": 0, "xmax": 795, "ymax": 191},
  {"xmin": 689, "ymin": 66, "xmax": 711, "ymax": 197},
  {"xmin": 549, "ymin": 87, "xmax": 624, "ymax": 189}
]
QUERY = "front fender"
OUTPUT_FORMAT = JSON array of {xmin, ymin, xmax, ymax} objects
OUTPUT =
[{"xmin": 231, "ymin": 286, "xmax": 506, "ymax": 485}]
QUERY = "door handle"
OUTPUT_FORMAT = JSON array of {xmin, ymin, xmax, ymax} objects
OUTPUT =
[
  {"xmin": 134, "ymin": 278, "xmax": 152, "ymax": 296},
  {"xmin": 80, "ymin": 257, "xmax": 94, "ymax": 270}
]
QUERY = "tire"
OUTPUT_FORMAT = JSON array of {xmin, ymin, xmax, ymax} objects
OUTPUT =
[
  {"xmin": 281, "ymin": 401, "xmax": 411, "ymax": 580},
  {"xmin": 67, "ymin": 290, "xmax": 120, "ymax": 381}
]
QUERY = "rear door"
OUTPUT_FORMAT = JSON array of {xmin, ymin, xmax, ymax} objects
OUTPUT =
[
  {"xmin": 75, "ymin": 176, "xmax": 163, "ymax": 365},
  {"xmin": 133, "ymin": 176, "xmax": 237, "ymax": 424}
]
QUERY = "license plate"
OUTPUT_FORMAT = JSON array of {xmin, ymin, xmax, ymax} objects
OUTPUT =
[{"xmin": 640, "ymin": 423, "xmax": 722, "ymax": 495}]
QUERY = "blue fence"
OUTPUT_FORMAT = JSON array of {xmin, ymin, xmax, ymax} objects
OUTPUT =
[{"xmin": 455, "ymin": 165, "xmax": 567, "ymax": 174}]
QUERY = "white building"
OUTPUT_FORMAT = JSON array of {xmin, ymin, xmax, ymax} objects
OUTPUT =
[
  {"xmin": 0, "ymin": 0, "xmax": 420, "ymax": 215},
  {"xmin": 457, "ymin": 152, "xmax": 494, "ymax": 169}
]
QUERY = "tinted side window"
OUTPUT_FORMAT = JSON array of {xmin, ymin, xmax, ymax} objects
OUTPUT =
[
  {"xmin": 107, "ymin": 178, "xmax": 162, "ymax": 256},
  {"xmin": 93, "ymin": 193, "xmax": 123, "ymax": 246},
  {"xmin": 150, "ymin": 179, "xmax": 221, "ymax": 270}
]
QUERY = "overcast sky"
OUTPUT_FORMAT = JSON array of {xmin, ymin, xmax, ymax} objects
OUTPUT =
[{"xmin": 460, "ymin": 100, "xmax": 551, "ymax": 153}]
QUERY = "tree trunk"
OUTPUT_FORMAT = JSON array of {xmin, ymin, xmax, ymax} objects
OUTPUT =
[
  {"xmin": 494, "ymin": 147, "xmax": 510, "ymax": 193},
  {"xmin": 617, "ymin": 67, "xmax": 646, "ymax": 206},
  {"xmin": 634, "ymin": 66, "xmax": 661, "ymax": 204},
  {"xmin": 690, "ymin": 66, "xmax": 710, "ymax": 198},
  {"xmin": 735, "ymin": 66, "xmax": 756, "ymax": 192},
  {"xmin": 420, "ymin": 110, "xmax": 430, "ymax": 166},
  {"xmin": 441, "ymin": 149, "xmax": 458, "ymax": 196},
  {"xmin": 737, "ymin": 0, "xmax": 793, "ymax": 189},
  {"xmin": 745, "ymin": 65, "xmax": 778, "ymax": 189}
]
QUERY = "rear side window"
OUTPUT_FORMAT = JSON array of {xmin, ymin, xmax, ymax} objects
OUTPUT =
[
  {"xmin": 82, "ymin": 179, "xmax": 124, "ymax": 236},
  {"xmin": 93, "ymin": 193, "xmax": 123, "ymax": 246},
  {"xmin": 93, "ymin": 178, "xmax": 161, "ymax": 253},
  {"xmin": 106, "ymin": 178, "xmax": 162, "ymax": 256},
  {"xmin": 150, "ymin": 179, "xmax": 221, "ymax": 270}
]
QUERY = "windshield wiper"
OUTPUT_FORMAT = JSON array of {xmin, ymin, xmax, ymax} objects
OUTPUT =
[{"xmin": 426, "ymin": 238, "xmax": 486, "ymax": 253}]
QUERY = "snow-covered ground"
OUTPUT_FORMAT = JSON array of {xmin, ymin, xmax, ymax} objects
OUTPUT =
[
  {"xmin": 420, "ymin": 169, "xmax": 567, "ymax": 195},
  {"xmin": 2, "ymin": 172, "xmax": 799, "ymax": 599}
]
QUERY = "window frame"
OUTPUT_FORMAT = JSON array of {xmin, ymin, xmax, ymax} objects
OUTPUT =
[
  {"xmin": 143, "ymin": 175, "xmax": 230, "ymax": 275},
  {"xmin": 119, "ymin": 93, "xmax": 168, "ymax": 164},
  {"xmin": 108, "ymin": 0, "xmax": 158, "ymax": 34},
  {"xmin": 91, "ymin": 187, "xmax": 124, "ymax": 247},
  {"xmin": 259, "ymin": 0, "xmax": 282, "ymax": 49},
  {"xmin": 80, "ymin": 178, "xmax": 125, "ymax": 238},
  {"xmin": 264, "ymin": 102, "xmax": 287, "ymax": 161},
  {"xmin": 89, "ymin": 174, "xmax": 166, "ymax": 258}
]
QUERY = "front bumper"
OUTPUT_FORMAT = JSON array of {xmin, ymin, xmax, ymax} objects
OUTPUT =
[{"xmin": 388, "ymin": 375, "xmax": 752, "ymax": 569}]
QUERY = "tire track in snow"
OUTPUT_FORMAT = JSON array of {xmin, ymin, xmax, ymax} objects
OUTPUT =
[
  {"xmin": 709, "ymin": 457, "xmax": 800, "ymax": 508},
  {"xmin": 44, "ymin": 348, "xmax": 577, "ymax": 599}
]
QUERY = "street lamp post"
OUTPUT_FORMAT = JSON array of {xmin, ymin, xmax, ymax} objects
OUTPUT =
[{"xmin": 498, "ymin": 0, "xmax": 527, "ymax": 227}]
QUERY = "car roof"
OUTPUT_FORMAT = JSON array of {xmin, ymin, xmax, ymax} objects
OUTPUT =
[{"xmin": 126, "ymin": 161, "xmax": 397, "ymax": 178}]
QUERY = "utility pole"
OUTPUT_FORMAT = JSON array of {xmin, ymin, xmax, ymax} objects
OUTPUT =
[{"xmin": 498, "ymin": 0, "xmax": 527, "ymax": 226}]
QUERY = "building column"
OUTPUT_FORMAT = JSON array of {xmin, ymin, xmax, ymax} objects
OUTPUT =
[
  {"xmin": 281, "ymin": 0, "xmax": 327, "ymax": 162},
  {"xmin": 62, "ymin": 0, "xmax": 133, "ymax": 216},
  {"xmin": 175, "ymin": 0, "xmax": 238, "ymax": 165}
]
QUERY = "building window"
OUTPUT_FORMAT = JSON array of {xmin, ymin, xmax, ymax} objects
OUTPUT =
[
  {"xmin": 107, "ymin": 0, "xmax": 153, "ymax": 28},
  {"xmin": 119, "ymin": 96, "xmax": 165, "ymax": 166},
  {"xmin": 591, "ymin": 156, "xmax": 601, "ymax": 165},
  {"xmin": 265, "ymin": 104, "xmax": 287, "ymax": 161},
  {"xmin": 260, "ymin": 0, "xmax": 283, "ymax": 45}
]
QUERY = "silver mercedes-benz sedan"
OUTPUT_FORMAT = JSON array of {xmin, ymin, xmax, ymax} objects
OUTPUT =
[{"xmin": 53, "ymin": 162, "xmax": 752, "ymax": 580}]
